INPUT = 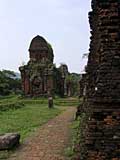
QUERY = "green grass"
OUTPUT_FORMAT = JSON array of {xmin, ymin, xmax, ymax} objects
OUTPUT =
[
  {"xmin": 0, "ymin": 104, "xmax": 62, "ymax": 141},
  {"xmin": 64, "ymin": 98, "xmax": 85, "ymax": 159},
  {"xmin": 0, "ymin": 96, "xmax": 79, "ymax": 140},
  {"xmin": 0, "ymin": 151, "xmax": 9, "ymax": 160},
  {"xmin": 0, "ymin": 96, "xmax": 79, "ymax": 141},
  {"xmin": 0, "ymin": 96, "xmax": 79, "ymax": 107},
  {"xmin": 0, "ymin": 103, "xmax": 63, "ymax": 159},
  {"xmin": 0, "ymin": 95, "xmax": 79, "ymax": 159},
  {"xmin": 64, "ymin": 119, "xmax": 80, "ymax": 159}
]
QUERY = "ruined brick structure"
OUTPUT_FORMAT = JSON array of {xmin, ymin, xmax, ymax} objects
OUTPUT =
[
  {"xmin": 79, "ymin": 74, "xmax": 87, "ymax": 98},
  {"xmin": 80, "ymin": 1, "xmax": 120, "ymax": 159},
  {"xmin": 19, "ymin": 35, "xmax": 65, "ymax": 97},
  {"xmin": 59, "ymin": 65, "xmax": 80, "ymax": 97},
  {"xmin": 59, "ymin": 64, "xmax": 69, "ymax": 97}
]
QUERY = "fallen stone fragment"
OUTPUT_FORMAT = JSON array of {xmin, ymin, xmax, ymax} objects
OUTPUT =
[{"xmin": 0, "ymin": 133, "xmax": 20, "ymax": 150}]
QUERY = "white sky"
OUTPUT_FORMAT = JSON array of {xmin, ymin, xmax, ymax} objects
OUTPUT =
[{"xmin": 0, "ymin": 0, "xmax": 91, "ymax": 73}]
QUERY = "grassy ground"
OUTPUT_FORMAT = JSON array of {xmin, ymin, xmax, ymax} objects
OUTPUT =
[
  {"xmin": 64, "ymin": 99, "xmax": 83, "ymax": 159},
  {"xmin": 0, "ymin": 104, "xmax": 62, "ymax": 141},
  {"xmin": 0, "ymin": 95, "xmax": 79, "ymax": 159},
  {"xmin": 64, "ymin": 119, "xmax": 80, "ymax": 159}
]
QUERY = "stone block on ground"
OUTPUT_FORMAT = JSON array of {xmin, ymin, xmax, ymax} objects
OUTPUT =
[{"xmin": 0, "ymin": 133, "xmax": 20, "ymax": 150}]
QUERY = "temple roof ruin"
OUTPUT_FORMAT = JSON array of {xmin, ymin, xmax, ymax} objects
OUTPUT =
[{"xmin": 29, "ymin": 35, "xmax": 54, "ymax": 63}]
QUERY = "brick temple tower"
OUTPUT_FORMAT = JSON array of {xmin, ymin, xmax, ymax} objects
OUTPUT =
[
  {"xmin": 80, "ymin": 1, "xmax": 120, "ymax": 159},
  {"xmin": 19, "ymin": 35, "xmax": 62, "ymax": 97},
  {"xmin": 29, "ymin": 35, "xmax": 54, "ymax": 63}
]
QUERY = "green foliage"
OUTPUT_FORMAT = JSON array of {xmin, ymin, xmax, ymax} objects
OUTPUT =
[
  {"xmin": 0, "ymin": 96, "xmax": 78, "ymax": 140},
  {"xmin": 2, "ymin": 70, "xmax": 16, "ymax": 78},
  {"xmin": 0, "ymin": 96, "xmax": 79, "ymax": 107},
  {"xmin": 0, "ymin": 70, "xmax": 21, "ymax": 96},
  {"xmin": 0, "ymin": 96, "xmax": 78, "ymax": 159},
  {"xmin": 0, "ymin": 102, "xmax": 24, "ymax": 111},
  {"xmin": 66, "ymin": 73, "xmax": 80, "ymax": 96},
  {"xmin": 54, "ymin": 98, "xmax": 79, "ymax": 106},
  {"xmin": 65, "ymin": 119, "xmax": 80, "ymax": 159},
  {"xmin": 47, "ymin": 42, "xmax": 52, "ymax": 50},
  {"xmin": 65, "ymin": 99, "xmax": 87, "ymax": 159},
  {"xmin": 0, "ymin": 103, "xmax": 62, "ymax": 159},
  {"xmin": 0, "ymin": 151, "xmax": 9, "ymax": 159},
  {"xmin": 0, "ymin": 104, "xmax": 61, "ymax": 141}
]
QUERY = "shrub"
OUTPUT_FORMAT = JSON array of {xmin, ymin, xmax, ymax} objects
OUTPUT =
[{"xmin": 0, "ymin": 102, "xmax": 25, "ymax": 111}]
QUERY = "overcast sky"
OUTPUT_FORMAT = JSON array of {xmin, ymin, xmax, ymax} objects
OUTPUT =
[{"xmin": 0, "ymin": 0, "xmax": 91, "ymax": 73}]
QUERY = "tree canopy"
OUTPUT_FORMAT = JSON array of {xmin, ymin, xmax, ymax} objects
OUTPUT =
[{"xmin": 0, "ymin": 70, "xmax": 21, "ymax": 96}]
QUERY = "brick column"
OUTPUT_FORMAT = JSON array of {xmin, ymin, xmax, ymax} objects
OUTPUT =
[{"xmin": 81, "ymin": 1, "xmax": 120, "ymax": 159}]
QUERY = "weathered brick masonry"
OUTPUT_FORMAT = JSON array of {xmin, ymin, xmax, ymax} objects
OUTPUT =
[
  {"xmin": 19, "ymin": 35, "xmax": 70, "ymax": 97},
  {"xmin": 19, "ymin": 35, "xmax": 68, "ymax": 97},
  {"xmin": 81, "ymin": 1, "xmax": 120, "ymax": 159}
]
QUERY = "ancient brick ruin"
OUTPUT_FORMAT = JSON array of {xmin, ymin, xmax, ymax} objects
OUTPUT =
[
  {"xmin": 79, "ymin": 73, "xmax": 87, "ymax": 98},
  {"xmin": 80, "ymin": 1, "xmax": 120, "ymax": 159},
  {"xmin": 59, "ymin": 64, "xmax": 78, "ymax": 97},
  {"xmin": 19, "ymin": 35, "xmax": 68, "ymax": 97},
  {"xmin": 19, "ymin": 35, "xmax": 79, "ymax": 98},
  {"xmin": 59, "ymin": 64, "xmax": 69, "ymax": 97}
]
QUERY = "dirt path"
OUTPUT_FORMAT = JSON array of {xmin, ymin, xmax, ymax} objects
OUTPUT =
[{"xmin": 9, "ymin": 107, "xmax": 76, "ymax": 160}]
